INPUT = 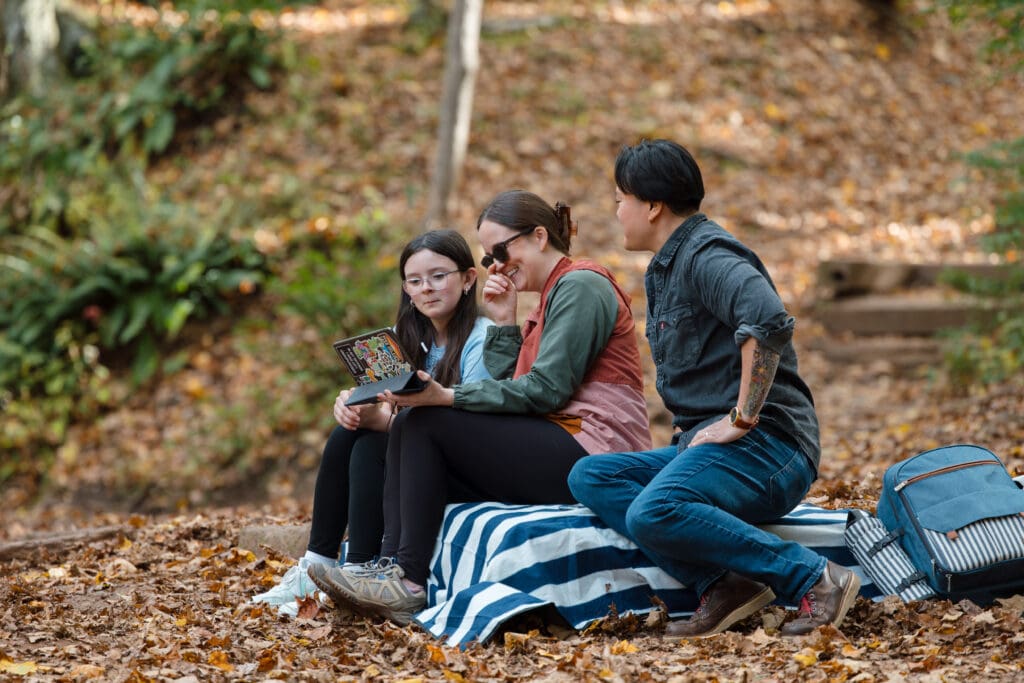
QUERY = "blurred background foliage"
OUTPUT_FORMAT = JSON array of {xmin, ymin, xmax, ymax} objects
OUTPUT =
[
  {"xmin": 0, "ymin": 0, "xmax": 1021, "ymax": 509},
  {"xmin": 0, "ymin": 0, "xmax": 409, "ymax": 495},
  {"xmin": 938, "ymin": 0, "xmax": 1024, "ymax": 386}
]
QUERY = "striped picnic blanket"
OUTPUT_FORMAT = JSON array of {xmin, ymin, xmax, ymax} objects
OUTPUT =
[{"xmin": 414, "ymin": 502, "xmax": 878, "ymax": 647}]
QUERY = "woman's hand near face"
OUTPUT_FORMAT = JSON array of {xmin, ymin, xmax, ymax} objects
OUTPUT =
[
  {"xmin": 380, "ymin": 371, "xmax": 455, "ymax": 408},
  {"xmin": 481, "ymin": 263, "xmax": 518, "ymax": 326}
]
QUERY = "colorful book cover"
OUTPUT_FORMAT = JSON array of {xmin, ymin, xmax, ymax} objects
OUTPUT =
[{"xmin": 332, "ymin": 328, "xmax": 425, "ymax": 405}]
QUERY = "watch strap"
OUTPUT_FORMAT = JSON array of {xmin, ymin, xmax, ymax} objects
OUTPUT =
[{"xmin": 730, "ymin": 406, "xmax": 759, "ymax": 430}]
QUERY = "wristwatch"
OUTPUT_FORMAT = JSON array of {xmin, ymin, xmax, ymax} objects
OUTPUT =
[{"xmin": 729, "ymin": 406, "xmax": 759, "ymax": 430}]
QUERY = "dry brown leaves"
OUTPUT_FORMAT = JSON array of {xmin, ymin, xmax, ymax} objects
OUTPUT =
[{"xmin": 4, "ymin": 513, "xmax": 1023, "ymax": 681}]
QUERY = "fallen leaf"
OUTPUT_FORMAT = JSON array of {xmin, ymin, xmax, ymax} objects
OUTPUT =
[
  {"xmin": 426, "ymin": 643, "xmax": 447, "ymax": 664},
  {"xmin": 296, "ymin": 595, "xmax": 320, "ymax": 620},
  {"xmin": 971, "ymin": 610, "xmax": 996, "ymax": 625},
  {"xmin": 794, "ymin": 648, "xmax": 819, "ymax": 667},
  {"xmin": 69, "ymin": 664, "xmax": 105, "ymax": 679},
  {"xmin": 305, "ymin": 624, "xmax": 332, "ymax": 641},
  {"xmin": 504, "ymin": 630, "xmax": 538, "ymax": 652},
  {"xmin": 207, "ymin": 650, "xmax": 233, "ymax": 672},
  {"xmin": 610, "ymin": 639, "xmax": 638, "ymax": 654},
  {"xmin": 0, "ymin": 660, "xmax": 37, "ymax": 675}
]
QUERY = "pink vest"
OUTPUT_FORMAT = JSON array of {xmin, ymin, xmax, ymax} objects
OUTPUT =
[{"xmin": 514, "ymin": 257, "xmax": 651, "ymax": 454}]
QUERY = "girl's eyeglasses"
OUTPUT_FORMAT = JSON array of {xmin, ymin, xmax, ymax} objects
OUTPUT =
[
  {"xmin": 481, "ymin": 227, "xmax": 536, "ymax": 268},
  {"xmin": 403, "ymin": 270, "xmax": 460, "ymax": 291}
]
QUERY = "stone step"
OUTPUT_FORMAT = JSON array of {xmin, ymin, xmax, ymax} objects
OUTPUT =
[
  {"xmin": 809, "ymin": 335, "xmax": 943, "ymax": 367},
  {"xmin": 818, "ymin": 259, "xmax": 1016, "ymax": 299},
  {"xmin": 237, "ymin": 522, "xmax": 311, "ymax": 560},
  {"xmin": 813, "ymin": 292, "xmax": 1006, "ymax": 336}
]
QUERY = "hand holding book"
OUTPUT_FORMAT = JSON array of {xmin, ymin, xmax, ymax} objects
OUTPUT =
[
  {"xmin": 332, "ymin": 327, "xmax": 428, "ymax": 406},
  {"xmin": 333, "ymin": 388, "xmax": 393, "ymax": 431},
  {"xmin": 379, "ymin": 370, "xmax": 455, "ymax": 408}
]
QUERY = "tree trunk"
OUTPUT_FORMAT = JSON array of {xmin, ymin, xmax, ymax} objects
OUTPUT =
[
  {"xmin": 1, "ymin": 0, "xmax": 60, "ymax": 99},
  {"xmin": 422, "ymin": 0, "xmax": 483, "ymax": 230}
]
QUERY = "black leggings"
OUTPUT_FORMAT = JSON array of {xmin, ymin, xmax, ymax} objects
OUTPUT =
[
  {"xmin": 306, "ymin": 425, "xmax": 388, "ymax": 564},
  {"xmin": 381, "ymin": 406, "xmax": 588, "ymax": 585}
]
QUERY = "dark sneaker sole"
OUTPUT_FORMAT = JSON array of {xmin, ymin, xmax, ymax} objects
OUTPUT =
[
  {"xmin": 307, "ymin": 568, "xmax": 385, "ymax": 621},
  {"xmin": 664, "ymin": 586, "xmax": 776, "ymax": 641},
  {"xmin": 306, "ymin": 567, "xmax": 420, "ymax": 626}
]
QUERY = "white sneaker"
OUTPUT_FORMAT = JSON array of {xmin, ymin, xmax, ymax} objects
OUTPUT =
[{"xmin": 252, "ymin": 557, "xmax": 319, "ymax": 607}]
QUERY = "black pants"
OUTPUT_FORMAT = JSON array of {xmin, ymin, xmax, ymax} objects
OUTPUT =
[
  {"xmin": 306, "ymin": 425, "xmax": 388, "ymax": 564},
  {"xmin": 381, "ymin": 406, "xmax": 588, "ymax": 585}
]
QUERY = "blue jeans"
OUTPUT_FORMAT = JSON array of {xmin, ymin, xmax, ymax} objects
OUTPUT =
[{"xmin": 568, "ymin": 429, "xmax": 825, "ymax": 602}]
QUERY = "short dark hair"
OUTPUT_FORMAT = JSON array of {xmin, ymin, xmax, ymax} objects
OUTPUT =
[
  {"xmin": 476, "ymin": 190, "xmax": 576, "ymax": 256},
  {"xmin": 614, "ymin": 139, "xmax": 704, "ymax": 215}
]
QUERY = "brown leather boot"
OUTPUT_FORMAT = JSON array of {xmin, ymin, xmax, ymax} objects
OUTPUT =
[
  {"xmin": 780, "ymin": 561, "xmax": 860, "ymax": 636},
  {"xmin": 663, "ymin": 572, "xmax": 776, "ymax": 640}
]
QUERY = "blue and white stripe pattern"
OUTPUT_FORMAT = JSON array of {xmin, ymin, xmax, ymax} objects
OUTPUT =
[
  {"xmin": 415, "ymin": 501, "xmax": 878, "ymax": 646},
  {"xmin": 844, "ymin": 509, "xmax": 936, "ymax": 602},
  {"xmin": 923, "ymin": 513, "xmax": 1024, "ymax": 572}
]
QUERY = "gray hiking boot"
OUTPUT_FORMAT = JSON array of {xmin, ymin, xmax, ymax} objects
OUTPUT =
[{"xmin": 308, "ymin": 560, "xmax": 425, "ymax": 626}]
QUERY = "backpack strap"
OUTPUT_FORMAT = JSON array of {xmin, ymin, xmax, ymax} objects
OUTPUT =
[
  {"xmin": 868, "ymin": 529, "xmax": 903, "ymax": 557},
  {"xmin": 895, "ymin": 570, "xmax": 929, "ymax": 593}
]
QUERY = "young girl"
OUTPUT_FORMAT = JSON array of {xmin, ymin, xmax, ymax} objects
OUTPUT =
[
  {"xmin": 253, "ymin": 229, "xmax": 492, "ymax": 613},
  {"xmin": 308, "ymin": 190, "xmax": 652, "ymax": 624}
]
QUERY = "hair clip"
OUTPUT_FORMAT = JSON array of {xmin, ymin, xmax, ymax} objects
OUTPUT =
[{"xmin": 555, "ymin": 201, "xmax": 577, "ymax": 238}]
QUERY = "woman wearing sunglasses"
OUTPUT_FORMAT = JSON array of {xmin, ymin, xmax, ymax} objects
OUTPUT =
[
  {"xmin": 309, "ymin": 190, "xmax": 652, "ymax": 624},
  {"xmin": 253, "ymin": 229, "xmax": 493, "ymax": 614}
]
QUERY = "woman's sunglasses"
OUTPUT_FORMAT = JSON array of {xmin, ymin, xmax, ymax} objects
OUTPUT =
[{"xmin": 481, "ymin": 227, "xmax": 536, "ymax": 268}]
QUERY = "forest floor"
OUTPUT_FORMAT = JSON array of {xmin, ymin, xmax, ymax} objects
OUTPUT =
[{"xmin": 3, "ymin": 0, "xmax": 1024, "ymax": 680}]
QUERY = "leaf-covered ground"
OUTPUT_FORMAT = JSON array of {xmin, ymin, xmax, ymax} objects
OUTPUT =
[{"xmin": 3, "ymin": 0, "xmax": 1024, "ymax": 680}]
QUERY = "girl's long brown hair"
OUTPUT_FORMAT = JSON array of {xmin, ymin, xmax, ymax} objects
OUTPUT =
[{"xmin": 394, "ymin": 229, "xmax": 480, "ymax": 387}]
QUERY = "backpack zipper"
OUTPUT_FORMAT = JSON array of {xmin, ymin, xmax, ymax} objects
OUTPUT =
[{"xmin": 893, "ymin": 459, "xmax": 1000, "ymax": 492}]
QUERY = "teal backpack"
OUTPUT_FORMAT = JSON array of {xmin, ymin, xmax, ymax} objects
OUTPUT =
[{"xmin": 877, "ymin": 444, "xmax": 1024, "ymax": 601}]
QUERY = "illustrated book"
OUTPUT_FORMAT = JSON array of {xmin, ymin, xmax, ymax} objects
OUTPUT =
[{"xmin": 332, "ymin": 327, "xmax": 426, "ymax": 405}]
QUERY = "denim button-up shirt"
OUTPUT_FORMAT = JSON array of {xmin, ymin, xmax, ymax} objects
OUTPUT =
[{"xmin": 646, "ymin": 213, "xmax": 820, "ymax": 471}]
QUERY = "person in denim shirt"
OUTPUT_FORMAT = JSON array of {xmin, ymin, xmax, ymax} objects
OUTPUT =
[{"xmin": 569, "ymin": 139, "xmax": 860, "ymax": 638}]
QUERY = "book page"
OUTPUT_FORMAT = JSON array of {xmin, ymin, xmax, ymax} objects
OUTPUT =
[{"xmin": 334, "ymin": 329, "xmax": 413, "ymax": 386}]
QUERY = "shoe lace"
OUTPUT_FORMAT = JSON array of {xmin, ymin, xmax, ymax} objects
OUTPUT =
[
  {"xmin": 796, "ymin": 593, "xmax": 817, "ymax": 617},
  {"xmin": 693, "ymin": 593, "xmax": 710, "ymax": 619}
]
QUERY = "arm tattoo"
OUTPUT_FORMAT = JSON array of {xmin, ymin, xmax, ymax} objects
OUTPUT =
[{"xmin": 744, "ymin": 342, "xmax": 780, "ymax": 418}]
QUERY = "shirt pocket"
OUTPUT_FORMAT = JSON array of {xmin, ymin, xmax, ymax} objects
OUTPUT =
[{"xmin": 646, "ymin": 303, "xmax": 699, "ymax": 370}]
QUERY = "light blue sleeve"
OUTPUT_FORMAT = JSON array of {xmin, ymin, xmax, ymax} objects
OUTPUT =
[{"xmin": 459, "ymin": 317, "xmax": 495, "ymax": 382}]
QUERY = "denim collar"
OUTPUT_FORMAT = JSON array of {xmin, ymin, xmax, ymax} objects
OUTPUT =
[{"xmin": 650, "ymin": 212, "xmax": 708, "ymax": 270}]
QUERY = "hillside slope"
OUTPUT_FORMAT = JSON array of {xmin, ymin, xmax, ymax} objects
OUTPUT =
[{"xmin": 2, "ymin": 1, "xmax": 1024, "ymax": 680}]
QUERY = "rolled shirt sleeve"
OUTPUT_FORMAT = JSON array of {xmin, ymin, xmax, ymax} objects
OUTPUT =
[{"xmin": 689, "ymin": 239, "xmax": 794, "ymax": 354}]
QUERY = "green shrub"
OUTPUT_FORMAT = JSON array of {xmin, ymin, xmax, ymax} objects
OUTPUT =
[
  {"xmin": 0, "ymin": 8, "xmax": 281, "ymax": 236},
  {"xmin": 270, "ymin": 198, "xmax": 404, "ymax": 352},
  {"xmin": 245, "ymin": 199, "xmax": 408, "ymax": 425},
  {"xmin": 936, "ymin": 0, "xmax": 1024, "ymax": 386},
  {"xmin": 0, "ymin": 198, "xmax": 268, "ymax": 472},
  {"xmin": 1, "ymin": 218, "xmax": 266, "ymax": 385}
]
